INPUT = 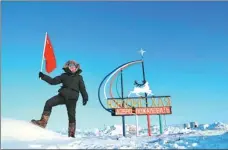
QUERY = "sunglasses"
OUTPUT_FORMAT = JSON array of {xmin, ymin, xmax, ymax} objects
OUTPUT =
[{"xmin": 69, "ymin": 63, "xmax": 79, "ymax": 68}]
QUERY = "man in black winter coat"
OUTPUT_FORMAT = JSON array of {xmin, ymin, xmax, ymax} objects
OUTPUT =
[{"xmin": 31, "ymin": 60, "xmax": 88, "ymax": 138}]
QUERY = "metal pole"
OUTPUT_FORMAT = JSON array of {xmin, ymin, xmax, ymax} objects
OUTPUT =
[
  {"xmin": 159, "ymin": 115, "xmax": 163, "ymax": 134},
  {"xmin": 141, "ymin": 61, "xmax": 151, "ymax": 136},
  {"xmin": 136, "ymin": 115, "xmax": 139, "ymax": 136},
  {"xmin": 120, "ymin": 69, "xmax": 126, "ymax": 137},
  {"xmin": 40, "ymin": 32, "xmax": 47, "ymax": 80}
]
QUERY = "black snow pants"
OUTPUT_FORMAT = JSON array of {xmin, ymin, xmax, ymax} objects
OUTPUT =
[{"xmin": 42, "ymin": 94, "xmax": 77, "ymax": 123}]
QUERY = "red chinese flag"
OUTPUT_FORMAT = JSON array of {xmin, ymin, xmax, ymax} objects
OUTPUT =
[{"xmin": 44, "ymin": 34, "xmax": 56, "ymax": 73}]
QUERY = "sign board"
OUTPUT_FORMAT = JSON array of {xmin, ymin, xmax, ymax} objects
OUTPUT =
[
  {"xmin": 115, "ymin": 106, "xmax": 171, "ymax": 116},
  {"xmin": 107, "ymin": 96, "xmax": 172, "ymax": 116}
]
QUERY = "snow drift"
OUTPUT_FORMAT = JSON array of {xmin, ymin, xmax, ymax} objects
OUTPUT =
[
  {"xmin": 2, "ymin": 118, "xmax": 69, "ymax": 141},
  {"xmin": 1, "ymin": 117, "xmax": 228, "ymax": 149},
  {"xmin": 1, "ymin": 118, "xmax": 73, "ymax": 149}
]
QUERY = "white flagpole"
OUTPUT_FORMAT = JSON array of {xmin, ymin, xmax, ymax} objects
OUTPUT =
[
  {"xmin": 40, "ymin": 32, "xmax": 47, "ymax": 72},
  {"xmin": 136, "ymin": 115, "xmax": 139, "ymax": 136}
]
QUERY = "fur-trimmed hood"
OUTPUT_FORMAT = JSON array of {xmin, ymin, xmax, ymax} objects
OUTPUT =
[{"xmin": 62, "ymin": 60, "xmax": 82, "ymax": 75}]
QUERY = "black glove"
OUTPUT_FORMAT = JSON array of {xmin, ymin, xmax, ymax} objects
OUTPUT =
[
  {"xmin": 83, "ymin": 99, "xmax": 88, "ymax": 106},
  {"xmin": 39, "ymin": 72, "xmax": 45, "ymax": 78}
]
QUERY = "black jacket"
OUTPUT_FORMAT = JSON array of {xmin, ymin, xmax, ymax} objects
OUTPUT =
[{"xmin": 41, "ymin": 67, "xmax": 88, "ymax": 101}]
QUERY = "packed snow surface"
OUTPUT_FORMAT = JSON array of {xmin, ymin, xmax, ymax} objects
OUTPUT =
[{"xmin": 1, "ymin": 118, "xmax": 228, "ymax": 149}]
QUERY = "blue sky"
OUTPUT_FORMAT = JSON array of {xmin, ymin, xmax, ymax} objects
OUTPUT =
[{"xmin": 2, "ymin": 2, "xmax": 228, "ymax": 131}]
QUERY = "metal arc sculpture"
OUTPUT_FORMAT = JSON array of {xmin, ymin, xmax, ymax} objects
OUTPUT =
[
  {"xmin": 98, "ymin": 50, "xmax": 172, "ymax": 137},
  {"xmin": 98, "ymin": 59, "xmax": 143, "ymax": 113}
]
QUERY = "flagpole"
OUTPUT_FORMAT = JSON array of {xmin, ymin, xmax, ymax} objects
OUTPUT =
[{"xmin": 40, "ymin": 32, "xmax": 47, "ymax": 72}]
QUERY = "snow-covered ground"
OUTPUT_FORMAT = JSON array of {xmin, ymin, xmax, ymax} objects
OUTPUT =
[{"xmin": 1, "ymin": 118, "xmax": 228, "ymax": 149}]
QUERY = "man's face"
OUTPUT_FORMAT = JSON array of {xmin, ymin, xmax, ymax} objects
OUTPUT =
[{"xmin": 69, "ymin": 64, "xmax": 78, "ymax": 73}]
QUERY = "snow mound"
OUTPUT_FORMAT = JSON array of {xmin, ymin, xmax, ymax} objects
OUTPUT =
[
  {"xmin": 196, "ymin": 122, "xmax": 228, "ymax": 131},
  {"xmin": 197, "ymin": 124, "xmax": 210, "ymax": 130},
  {"xmin": 101, "ymin": 124, "xmax": 142, "ymax": 136},
  {"xmin": 207, "ymin": 122, "xmax": 228, "ymax": 130},
  {"xmin": 1, "ymin": 118, "xmax": 69, "ymax": 141}
]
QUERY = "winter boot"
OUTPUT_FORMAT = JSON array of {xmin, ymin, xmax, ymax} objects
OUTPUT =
[
  {"xmin": 31, "ymin": 111, "xmax": 50, "ymax": 128},
  {"xmin": 68, "ymin": 122, "xmax": 76, "ymax": 138}
]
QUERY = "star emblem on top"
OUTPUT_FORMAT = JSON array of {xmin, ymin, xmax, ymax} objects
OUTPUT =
[{"xmin": 138, "ymin": 48, "xmax": 146, "ymax": 58}]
